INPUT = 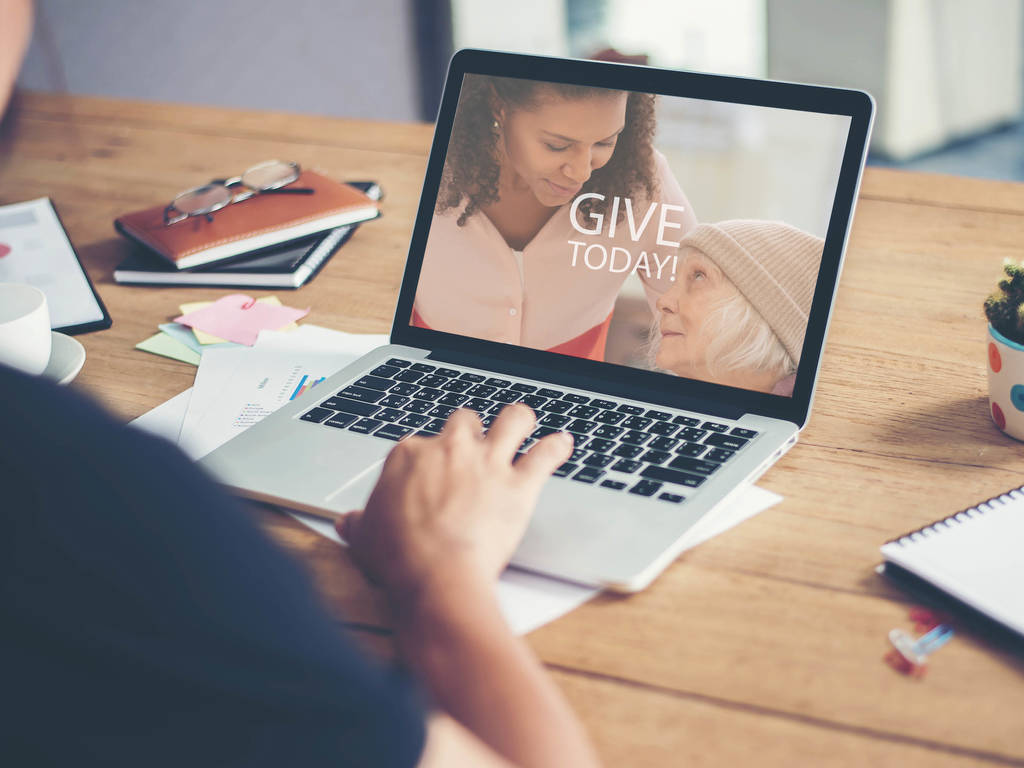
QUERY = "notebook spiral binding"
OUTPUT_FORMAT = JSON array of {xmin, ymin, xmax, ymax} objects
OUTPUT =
[{"xmin": 884, "ymin": 484, "xmax": 1024, "ymax": 546}]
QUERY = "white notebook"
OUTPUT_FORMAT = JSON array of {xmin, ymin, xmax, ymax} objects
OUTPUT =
[{"xmin": 880, "ymin": 487, "xmax": 1024, "ymax": 639}]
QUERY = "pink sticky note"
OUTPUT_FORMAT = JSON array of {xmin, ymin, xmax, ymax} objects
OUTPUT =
[{"xmin": 174, "ymin": 294, "xmax": 309, "ymax": 346}]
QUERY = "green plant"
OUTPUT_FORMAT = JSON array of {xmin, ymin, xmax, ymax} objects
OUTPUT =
[{"xmin": 985, "ymin": 259, "xmax": 1024, "ymax": 344}]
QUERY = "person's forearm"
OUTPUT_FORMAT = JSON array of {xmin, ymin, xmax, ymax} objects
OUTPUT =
[{"xmin": 393, "ymin": 567, "xmax": 600, "ymax": 768}]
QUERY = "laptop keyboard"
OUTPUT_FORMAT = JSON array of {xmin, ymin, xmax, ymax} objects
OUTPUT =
[{"xmin": 299, "ymin": 357, "xmax": 759, "ymax": 504}]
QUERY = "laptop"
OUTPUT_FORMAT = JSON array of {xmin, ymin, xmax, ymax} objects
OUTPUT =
[{"xmin": 201, "ymin": 49, "xmax": 874, "ymax": 592}]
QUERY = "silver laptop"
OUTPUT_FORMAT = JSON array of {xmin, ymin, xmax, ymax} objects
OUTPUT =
[{"xmin": 201, "ymin": 50, "xmax": 873, "ymax": 592}]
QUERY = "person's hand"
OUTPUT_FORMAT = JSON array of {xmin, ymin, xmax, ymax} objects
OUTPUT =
[{"xmin": 335, "ymin": 404, "xmax": 572, "ymax": 600}]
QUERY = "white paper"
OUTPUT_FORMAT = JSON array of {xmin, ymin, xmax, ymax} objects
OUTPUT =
[{"xmin": 0, "ymin": 198, "xmax": 106, "ymax": 329}]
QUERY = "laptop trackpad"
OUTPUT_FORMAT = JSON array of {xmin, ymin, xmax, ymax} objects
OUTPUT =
[{"xmin": 324, "ymin": 458, "xmax": 385, "ymax": 512}]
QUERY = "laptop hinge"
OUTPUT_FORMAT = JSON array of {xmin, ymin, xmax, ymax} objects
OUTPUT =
[{"xmin": 426, "ymin": 348, "xmax": 746, "ymax": 421}]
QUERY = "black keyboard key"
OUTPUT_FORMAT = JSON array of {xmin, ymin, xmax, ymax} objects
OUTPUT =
[
  {"xmin": 441, "ymin": 379, "xmax": 472, "ymax": 393},
  {"xmin": 377, "ymin": 394, "xmax": 408, "ymax": 408},
  {"xmin": 649, "ymin": 422, "xmax": 679, "ymax": 437},
  {"xmin": 731, "ymin": 427, "xmax": 759, "ymax": 439},
  {"xmin": 583, "ymin": 453, "xmax": 614, "ymax": 468},
  {"xmin": 371, "ymin": 364, "xmax": 402, "ymax": 378},
  {"xmin": 488, "ymin": 402, "xmax": 510, "ymax": 414},
  {"xmin": 541, "ymin": 414, "xmax": 571, "ymax": 427},
  {"xmin": 411, "ymin": 363, "xmax": 435, "ymax": 373},
  {"xmin": 629, "ymin": 479, "xmax": 662, "ymax": 496},
  {"xmin": 418, "ymin": 375, "xmax": 448, "ymax": 388},
  {"xmin": 404, "ymin": 399, "xmax": 435, "ymax": 415},
  {"xmin": 585, "ymin": 438, "xmax": 615, "ymax": 453},
  {"xmin": 568, "ymin": 405, "xmax": 599, "ymax": 419},
  {"xmin": 394, "ymin": 369, "xmax": 425, "ymax": 383},
  {"xmin": 301, "ymin": 407, "xmax": 334, "ymax": 423},
  {"xmin": 611, "ymin": 459, "xmax": 642, "ymax": 473},
  {"xmin": 590, "ymin": 399, "xmax": 616, "ymax": 410},
  {"xmin": 413, "ymin": 387, "xmax": 444, "ymax": 401},
  {"xmin": 435, "ymin": 367, "xmax": 460, "ymax": 377},
  {"xmin": 429, "ymin": 405, "xmax": 456, "ymax": 418},
  {"xmin": 544, "ymin": 400, "xmax": 574, "ymax": 414},
  {"xmin": 593, "ymin": 424, "xmax": 623, "ymax": 439},
  {"xmin": 649, "ymin": 436, "xmax": 679, "ymax": 451},
  {"xmin": 386, "ymin": 358, "xmax": 411, "ymax": 367},
  {"xmin": 613, "ymin": 444, "xmax": 644, "ymax": 458},
  {"xmin": 493, "ymin": 389, "xmax": 521, "ymax": 403},
  {"xmin": 518, "ymin": 437, "xmax": 536, "ymax": 451},
  {"xmin": 667, "ymin": 456, "xmax": 720, "ymax": 475},
  {"xmin": 573, "ymin": 466, "xmax": 605, "ymax": 484},
  {"xmin": 511, "ymin": 382, "xmax": 537, "ymax": 393},
  {"xmin": 569, "ymin": 448, "xmax": 587, "ymax": 462},
  {"xmin": 600, "ymin": 480, "xmax": 628, "ymax": 490},
  {"xmin": 705, "ymin": 433, "xmax": 750, "ymax": 450},
  {"xmin": 620, "ymin": 430, "xmax": 651, "ymax": 446},
  {"xmin": 659, "ymin": 492, "xmax": 685, "ymax": 503},
  {"xmin": 464, "ymin": 398, "xmax": 492, "ymax": 412},
  {"xmin": 702, "ymin": 421, "xmax": 729, "ymax": 432},
  {"xmin": 554, "ymin": 462, "xmax": 577, "ymax": 477},
  {"xmin": 485, "ymin": 377, "xmax": 511, "ymax": 387},
  {"xmin": 376, "ymin": 407, "xmax": 406, "ymax": 422},
  {"xmin": 646, "ymin": 409, "xmax": 671, "ymax": 421},
  {"xmin": 594, "ymin": 410, "xmax": 626, "ymax": 425},
  {"xmin": 706, "ymin": 448, "xmax": 735, "ymax": 463},
  {"xmin": 324, "ymin": 413, "xmax": 358, "ymax": 429},
  {"xmin": 459, "ymin": 372, "xmax": 486, "ymax": 382},
  {"xmin": 467, "ymin": 384, "xmax": 497, "ymax": 397},
  {"xmin": 439, "ymin": 393, "xmax": 468, "ymax": 406},
  {"xmin": 565, "ymin": 419, "xmax": 597, "ymax": 435},
  {"xmin": 340, "ymin": 385, "xmax": 386, "ymax": 404},
  {"xmin": 617, "ymin": 404, "xmax": 645, "ymax": 415},
  {"xmin": 562, "ymin": 393, "xmax": 589, "ymax": 404},
  {"xmin": 531, "ymin": 426, "xmax": 561, "ymax": 439},
  {"xmin": 355, "ymin": 375, "xmax": 394, "ymax": 391},
  {"xmin": 673, "ymin": 415, "xmax": 701, "ymax": 426},
  {"xmin": 423, "ymin": 418, "xmax": 447, "ymax": 433},
  {"xmin": 622, "ymin": 415, "xmax": 652, "ymax": 430},
  {"xmin": 678, "ymin": 427, "xmax": 707, "ymax": 441},
  {"xmin": 520, "ymin": 394, "xmax": 548, "ymax": 409},
  {"xmin": 640, "ymin": 450, "xmax": 672, "ymax": 465},
  {"xmin": 537, "ymin": 388, "xmax": 564, "ymax": 399},
  {"xmin": 399, "ymin": 413, "xmax": 430, "ymax": 427},
  {"xmin": 641, "ymin": 465, "xmax": 706, "ymax": 488},
  {"xmin": 480, "ymin": 414, "xmax": 496, "ymax": 428},
  {"xmin": 348, "ymin": 418, "xmax": 383, "ymax": 434},
  {"xmin": 675, "ymin": 442, "xmax": 707, "ymax": 457},
  {"xmin": 322, "ymin": 398, "xmax": 380, "ymax": 417},
  {"xmin": 389, "ymin": 382, "xmax": 419, "ymax": 396},
  {"xmin": 376, "ymin": 423, "xmax": 414, "ymax": 441}
]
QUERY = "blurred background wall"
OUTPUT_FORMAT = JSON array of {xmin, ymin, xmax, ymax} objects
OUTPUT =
[{"xmin": 16, "ymin": 0, "xmax": 1024, "ymax": 180}]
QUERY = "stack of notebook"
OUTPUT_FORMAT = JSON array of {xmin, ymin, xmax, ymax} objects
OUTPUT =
[{"xmin": 114, "ymin": 178, "xmax": 381, "ymax": 289}]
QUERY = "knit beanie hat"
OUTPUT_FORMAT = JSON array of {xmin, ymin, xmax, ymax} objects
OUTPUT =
[{"xmin": 677, "ymin": 220, "xmax": 824, "ymax": 364}]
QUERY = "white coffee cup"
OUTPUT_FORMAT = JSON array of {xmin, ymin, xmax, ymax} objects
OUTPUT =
[{"xmin": 0, "ymin": 283, "xmax": 52, "ymax": 376}]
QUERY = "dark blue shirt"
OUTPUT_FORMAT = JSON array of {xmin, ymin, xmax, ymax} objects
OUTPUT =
[{"xmin": 0, "ymin": 364, "xmax": 425, "ymax": 766}]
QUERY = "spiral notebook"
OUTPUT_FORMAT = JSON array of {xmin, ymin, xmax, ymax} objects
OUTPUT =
[{"xmin": 880, "ymin": 487, "xmax": 1024, "ymax": 640}]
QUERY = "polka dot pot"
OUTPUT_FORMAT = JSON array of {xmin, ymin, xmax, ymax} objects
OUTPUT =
[{"xmin": 987, "ymin": 324, "xmax": 1024, "ymax": 441}]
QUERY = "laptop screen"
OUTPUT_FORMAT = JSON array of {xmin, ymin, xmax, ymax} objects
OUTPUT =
[{"xmin": 409, "ymin": 72, "xmax": 852, "ymax": 399}]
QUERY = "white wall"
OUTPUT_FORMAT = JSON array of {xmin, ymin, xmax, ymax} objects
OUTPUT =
[{"xmin": 17, "ymin": 0, "xmax": 422, "ymax": 121}]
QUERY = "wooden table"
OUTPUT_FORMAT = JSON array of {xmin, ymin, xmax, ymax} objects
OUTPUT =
[{"xmin": 3, "ymin": 91, "xmax": 1023, "ymax": 767}]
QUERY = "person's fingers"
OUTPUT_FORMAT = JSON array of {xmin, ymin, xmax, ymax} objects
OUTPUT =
[
  {"xmin": 484, "ymin": 402, "xmax": 537, "ymax": 459},
  {"xmin": 515, "ymin": 430, "xmax": 574, "ymax": 484},
  {"xmin": 441, "ymin": 407, "xmax": 483, "ymax": 442},
  {"xmin": 335, "ymin": 509, "xmax": 363, "ymax": 544}
]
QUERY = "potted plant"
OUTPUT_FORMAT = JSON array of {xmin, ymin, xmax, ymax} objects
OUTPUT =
[{"xmin": 984, "ymin": 259, "xmax": 1024, "ymax": 439}]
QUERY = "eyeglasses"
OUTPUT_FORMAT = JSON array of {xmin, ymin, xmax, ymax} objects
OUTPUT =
[{"xmin": 163, "ymin": 160, "xmax": 314, "ymax": 226}]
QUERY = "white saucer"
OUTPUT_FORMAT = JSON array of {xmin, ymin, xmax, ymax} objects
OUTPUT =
[{"xmin": 43, "ymin": 331, "xmax": 86, "ymax": 385}]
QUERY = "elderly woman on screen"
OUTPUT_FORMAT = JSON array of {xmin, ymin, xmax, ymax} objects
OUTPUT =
[{"xmin": 653, "ymin": 220, "xmax": 824, "ymax": 396}]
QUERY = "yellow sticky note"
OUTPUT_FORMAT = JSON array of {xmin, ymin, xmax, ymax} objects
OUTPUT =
[
  {"xmin": 178, "ymin": 296, "xmax": 295, "ymax": 344},
  {"xmin": 135, "ymin": 332, "xmax": 201, "ymax": 366}
]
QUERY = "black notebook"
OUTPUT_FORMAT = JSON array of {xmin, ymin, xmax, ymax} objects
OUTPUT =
[
  {"xmin": 880, "ymin": 486, "xmax": 1024, "ymax": 640},
  {"xmin": 113, "ymin": 181, "xmax": 381, "ymax": 289}
]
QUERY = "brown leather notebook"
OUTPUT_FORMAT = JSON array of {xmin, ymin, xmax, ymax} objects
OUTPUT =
[{"xmin": 114, "ymin": 170, "xmax": 380, "ymax": 270}]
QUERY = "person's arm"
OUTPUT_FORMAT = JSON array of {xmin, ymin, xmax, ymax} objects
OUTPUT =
[
  {"xmin": 338, "ymin": 405, "xmax": 602, "ymax": 768},
  {"xmin": 0, "ymin": 0, "xmax": 32, "ymax": 114}
]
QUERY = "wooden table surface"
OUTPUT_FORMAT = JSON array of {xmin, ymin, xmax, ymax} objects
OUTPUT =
[{"xmin": 3, "ymin": 91, "xmax": 1023, "ymax": 767}]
